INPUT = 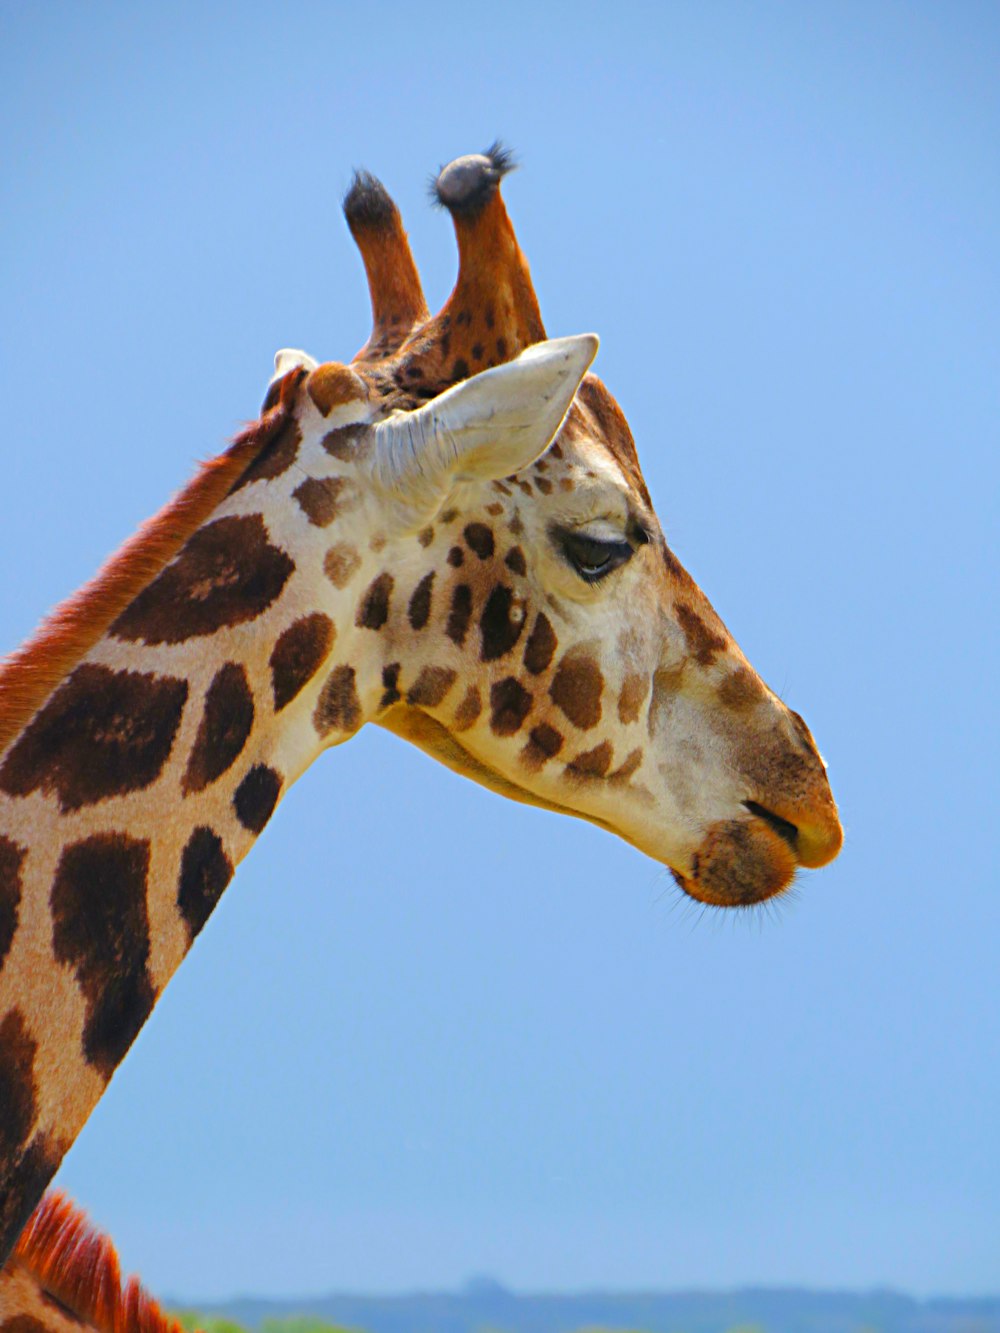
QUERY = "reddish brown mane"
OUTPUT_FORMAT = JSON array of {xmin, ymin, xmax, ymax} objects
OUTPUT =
[
  {"xmin": 12, "ymin": 1192, "xmax": 192, "ymax": 1333},
  {"xmin": 0, "ymin": 371, "xmax": 303, "ymax": 754}
]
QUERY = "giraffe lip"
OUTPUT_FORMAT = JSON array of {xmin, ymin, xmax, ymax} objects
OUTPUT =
[{"xmin": 743, "ymin": 800, "xmax": 799, "ymax": 855}]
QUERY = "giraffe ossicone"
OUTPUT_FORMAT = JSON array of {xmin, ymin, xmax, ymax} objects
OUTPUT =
[{"xmin": 0, "ymin": 143, "xmax": 842, "ymax": 1315}]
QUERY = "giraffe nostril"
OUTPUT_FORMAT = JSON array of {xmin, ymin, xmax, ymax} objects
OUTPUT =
[{"xmin": 743, "ymin": 800, "xmax": 799, "ymax": 855}]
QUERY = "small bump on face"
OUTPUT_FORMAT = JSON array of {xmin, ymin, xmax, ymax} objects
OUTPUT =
[
  {"xmin": 233, "ymin": 765, "xmax": 282, "ymax": 834},
  {"xmin": 293, "ymin": 476, "xmax": 350, "ymax": 527},
  {"xmin": 489, "ymin": 678, "xmax": 533, "ymax": 735},
  {"xmin": 324, "ymin": 543, "xmax": 362, "ymax": 588},
  {"xmin": 452, "ymin": 685, "xmax": 482, "ymax": 730},
  {"xmin": 549, "ymin": 654, "xmax": 604, "ymax": 730},
  {"xmin": 406, "ymin": 666, "xmax": 458, "ymax": 708},
  {"xmin": 356, "ymin": 573, "xmax": 394, "ymax": 630}
]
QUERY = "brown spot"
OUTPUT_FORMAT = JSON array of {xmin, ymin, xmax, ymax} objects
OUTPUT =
[
  {"xmin": 321, "ymin": 422, "xmax": 370, "ymax": 459},
  {"xmin": 230, "ymin": 419, "xmax": 301, "ymax": 492},
  {"xmin": 0, "ymin": 837, "xmax": 25, "ymax": 972},
  {"xmin": 490, "ymin": 678, "xmax": 532, "ymax": 735},
  {"xmin": 0, "ymin": 665, "xmax": 187, "ymax": 813},
  {"xmin": 480, "ymin": 585, "xmax": 526, "ymax": 661},
  {"xmin": 356, "ymin": 573, "xmax": 394, "ymax": 629},
  {"xmin": 440, "ymin": 507, "xmax": 458, "ymax": 524},
  {"xmin": 492, "ymin": 481, "xmax": 512, "ymax": 497},
  {"xmin": 51, "ymin": 833, "xmax": 154, "ymax": 1079},
  {"xmin": 111, "ymin": 515, "xmax": 294, "ymax": 644},
  {"xmin": 446, "ymin": 584, "xmax": 473, "ymax": 646},
  {"xmin": 407, "ymin": 666, "xmax": 458, "ymax": 708},
  {"xmin": 566, "ymin": 740, "xmax": 613, "ymax": 778},
  {"xmin": 522, "ymin": 723, "xmax": 563, "ymax": 768},
  {"xmin": 677, "ymin": 603, "xmax": 727, "ymax": 666},
  {"xmin": 177, "ymin": 827, "xmax": 233, "ymax": 942},
  {"xmin": 417, "ymin": 526, "xmax": 435, "ymax": 548},
  {"xmin": 485, "ymin": 502, "xmax": 504, "ymax": 517},
  {"xmin": 718, "ymin": 666, "xmax": 764, "ymax": 712},
  {"xmin": 380, "ymin": 663, "xmax": 402, "ymax": 708},
  {"xmin": 324, "ymin": 543, "xmax": 361, "ymax": 588},
  {"xmin": 464, "ymin": 523, "xmax": 495, "ymax": 560},
  {"xmin": 0, "ymin": 1133, "xmax": 61, "ymax": 1265},
  {"xmin": 505, "ymin": 547, "xmax": 527, "ymax": 576},
  {"xmin": 293, "ymin": 476, "xmax": 350, "ymax": 527},
  {"xmin": 452, "ymin": 358, "xmax": 469, "ymax": 381},
  {"xmin": 0, "ymin": 1011, "xmax": 37, "ymax": 1181},
  {"xmin": 523, "ymin": 612, "xmax": 557, "ymax": 675},
  {"xmin": 559, "ymin": 477, "xmax": 574, "ymax": 492},
  {"xmin": 611, "ymin": 748, "xmax": 644, "ymax": 781},
  {"xmin": 516, "ymin": 479, "xmax": 533, "ymax": 497},
  {"xmin": 549, "ymin": 654, "xmax": 604, "ymax": 730},
  {"xmin": 369, "ymin": 533, "xmax": 386, "ymax": 552},
  {"xmin": 453, "ymin": 686, "xmax": 482, "ymax": 730},
  {"xmin": 308, "ymin": 364, "xmax": 367, "ymax": 416},
  {"xmin": 618, "ymin": 673, "xmax": 649, "ymax": 725},
  {"xmin": 315, "ymin": 665, "xmax": 362, "ymax": 734},
  {"xmin": 535, "ymin": 477, "xmax": 553, "ymax": 495},
  {"xmin": 508, "ymin": 512, "xmax": 524, "ymax": 536},
  {"xmin": 549, "ymin": 441, "xmax": 563, "ymax": 460},
  {"xmin": 270, "ymin": 614, "xmax": 335, "ymax": 711},
  {"xmin": 447, "ymin": 545, "xmax": 465, "ymax": 568},
  {"xmin": 233, "ymin": 764, "xmax": 282, "ymax": 834},
  {"xmin": 2, "ymin": 1316, "xmax": 49, "ymax": 1333},
  {"xmin": 183, "ymin": 663, "xmax": 254, "ymax": 794},
  {"xmin": 408, "ymin": 572, "xmax": 435, "ymax": 630}
]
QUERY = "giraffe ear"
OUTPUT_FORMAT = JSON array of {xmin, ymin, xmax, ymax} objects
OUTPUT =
[
  {"xmin": 261, "ymin": 348, "xmax": 319, "ymax": 412},
  {"xmin": 371, "ymin": 334, "xmax": 598, "ymax": 518}
]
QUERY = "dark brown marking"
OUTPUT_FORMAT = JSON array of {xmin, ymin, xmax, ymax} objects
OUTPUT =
[
  {"xmin": 417, "ymin": 526, "xmax": 435, "ymax": 548},
  {"xmin": 480, "ymin": 585, "xmax": 525, "ymax": 662},
  {"xmin": 269, "ymin": 614, "xmax": 335, "ymax": 711},
  {"xmin": 486, "ymin": 502, "xmax": 504, "ymax": 517},
  {"xmin": 446, "ymin": 585, "xmax": 473, "ymax": 646},
  {"xmin": 0, "ymin": 1011, "xmax": 37, "ymax": 1182},
  {"xmin": 492, "ymin": 481, "xmax": 512, "ymax": 496},
  {"xmin": 523, "ymin": 612, "xmax": 557, "ymax": 675},
  {"xmin": 308, "ymin": 366, "xmax": 365, "ymax": 416},
  {"xmin": 406, "ymin": 666, "xmax": 458, "ymax": 708},
  {"xmin": 447, "ymin": 545, "xmax": 464, "ymax": 568},
  {"xmin": 440, "ymin": 507, "xmax": 458, "ymax": 524},
  {"xmin": 0, "ymin": 837, "xmax": 25, "ymax": 972},
  {"xmin": 51, "ymin": 833, "xmax": 154, "ymax": 1080},
  {"xmin": 566, "ymin": 740, "xmax": 613, "ymax": 778},
  {"xmin": 549, "ymin": 441, "xmax": 563, "ymax": 460},
  {"xmin": 453, "ymin": 686, "xmax": 482, "ymax": 730},
  {"xmin": 611, "ymin": 748, "xmax": 644, "ymax": 781},
  {"xmin": 464, "ymin": 523, "xmax": 495, "ymax": 560},
  {"xmin": 471, "ymin": 342, "xmax": 484, "ymax": 361},
  {"xmin": 505, "ymin": 547, "xmax": 527, "ymax": 576},
  {"xmin": 1, "ymin": 1316, "xmax": 49, "ymax": 1333},
  {"xmin": 0, "ymin": 1133, "xmax": 61, "ymax": 1266},
  {"xmin": 0, "ymin": 665, "xmax": 187, "ymax": 813},
  {"xmin": 230, "ymin": 420, "xmax": 301, "ymax": 492},
  {"xmin": 293, "ymin": 476, "xmax": 350, "ymax": 527},
  {"xmin": 408, "ymin": 572, "xmax": 435, "ymax": 630},
  {"xmin": 677, "ymin": 603, "xmax": 727, "ymax": 666},
  {"xmin": 177, "ymin": 828, "xmax": 233, "ymax": 942},
  {"xmin": 559, "ymin": 477, "xmax": 574, "ymax": 492},
  {"xmin": 324, "ymin": 543, "xmax": 361, "ymax": 588},
  {"xmin": 618, "ymin": 673, "xmax": 649, "ymax": 725},
  {"xmin": 516, "ymin": 479, "xmax": 533, "ymax": 497},
  {"xmin": 718, "ymin": 666, "xmax": 764, "ymax": 712},
  {"xmin": 111, "ymin": 515, "xmax": 294, "ymax": 644},
  {"xmin": 356, "ymin": 573, "xmax": 394, "ymax": 630},
  {"xmin": 452, "ymin": 358, "xmax": 469, "ymax": 381},
  {"xmin": 380, "ymin": 663, "xmax": 402, "ymax": 707},
  {"xmin": 522, "ymin": 723, "xmax": 563, "ymax": 767},
  {"xmin": 550, "ymin": 655, "xmax": 604, "ymax": 730},
  {"xmin": 183, "ymin": 663, "xmax": 254, "ymax": 794},
  {"xmin": 535, "ymin": 477, "xmax": 553, "ymax": 495},
  {"xmin": 315, "ymin": 666, "xmax": 361, "ymax": 734},
  {"xmin": 322, "ymin": 422, "xmax": 369, "ymax": 460},
  {"xmin": 233, "ymin": 764, "xmax": 282, "ymax": 834},
  {"xmin": 508, "ymin": 512, "xmax": 524, "ymax": 536},
  {"xmin": 490, "ymin": 678, "xmax": 532, "ymax": 736}
]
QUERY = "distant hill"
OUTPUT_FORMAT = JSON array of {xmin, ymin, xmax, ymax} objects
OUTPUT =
[{"xmin": 173, "ymin": 1284, "xmax": 1000, "ymax": 1333}]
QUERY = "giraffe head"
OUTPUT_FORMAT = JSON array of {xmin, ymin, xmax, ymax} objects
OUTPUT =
[{"xmin": 248, "ymin": 145, "xmax": 841, "ymax": 907}]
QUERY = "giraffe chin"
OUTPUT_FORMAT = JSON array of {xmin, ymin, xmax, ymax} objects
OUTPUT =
[{"xmin": 671, "ymin": 816, "xmax": 800, "ymax": 907}]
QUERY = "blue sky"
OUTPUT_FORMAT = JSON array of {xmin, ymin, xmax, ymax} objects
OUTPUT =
[{"xmin": 2, "ymin": 0, "xmax": 998, "ymax": 1302}]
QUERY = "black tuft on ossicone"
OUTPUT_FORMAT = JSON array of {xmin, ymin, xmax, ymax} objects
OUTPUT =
[
  {"xmin": 431, "ymin": 141, "xmax": 516, "ymax": 216},
  {"xmin": 343, "ymin": 170, "xmax": 398, "ymax": 234}
]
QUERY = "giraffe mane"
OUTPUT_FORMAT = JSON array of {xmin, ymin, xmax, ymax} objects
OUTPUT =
[
  {"xmin": 12, "ymin": 1191, "xmax": 192, "ymax": 1333},
  {"xmin": 0, "ymin": 370, "xmax": 304, "ymax": 754}
]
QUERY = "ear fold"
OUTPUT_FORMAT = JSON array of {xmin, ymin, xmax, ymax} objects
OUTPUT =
[
  {"xmin": 261, "ymin": 348, "xmax": 319, "ymax": 412},
  {"xmin": 370, "ymin": 334, "xmax": 598, "ymax": 519}
]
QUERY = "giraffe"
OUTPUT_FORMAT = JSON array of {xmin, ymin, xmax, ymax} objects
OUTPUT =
[{"xmin": 0, "ymin": 144, "xmax": 842, "ymax": 1318}]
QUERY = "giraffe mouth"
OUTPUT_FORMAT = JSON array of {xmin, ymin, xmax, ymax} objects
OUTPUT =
[{"xmin": 742, "ymin": 800, "xmax": 799, "ymax": 854}]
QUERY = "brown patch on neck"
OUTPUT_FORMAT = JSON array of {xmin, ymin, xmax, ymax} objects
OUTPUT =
[
  {"xmin": 11, "ymin": 1192, "xmax": 189, "ymax": 1333},
  {"xmin": 0, "ymin": 370, "xmax": 304, "ymax": 756}
]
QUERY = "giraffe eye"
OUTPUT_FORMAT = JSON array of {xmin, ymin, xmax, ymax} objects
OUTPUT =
[{"xmin": 558, "ymin": 530, "xmax": 634, "ymax": 583}]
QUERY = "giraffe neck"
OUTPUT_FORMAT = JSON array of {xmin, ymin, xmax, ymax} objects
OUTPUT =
[{"xmin": 0, "ymin": 399, "xmax": 385, "ymax": 1260}]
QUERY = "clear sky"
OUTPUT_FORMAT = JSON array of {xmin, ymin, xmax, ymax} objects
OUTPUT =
[{"xmin": 1, "ymin": 0, "xmax": 997, "ymax": 1304}]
